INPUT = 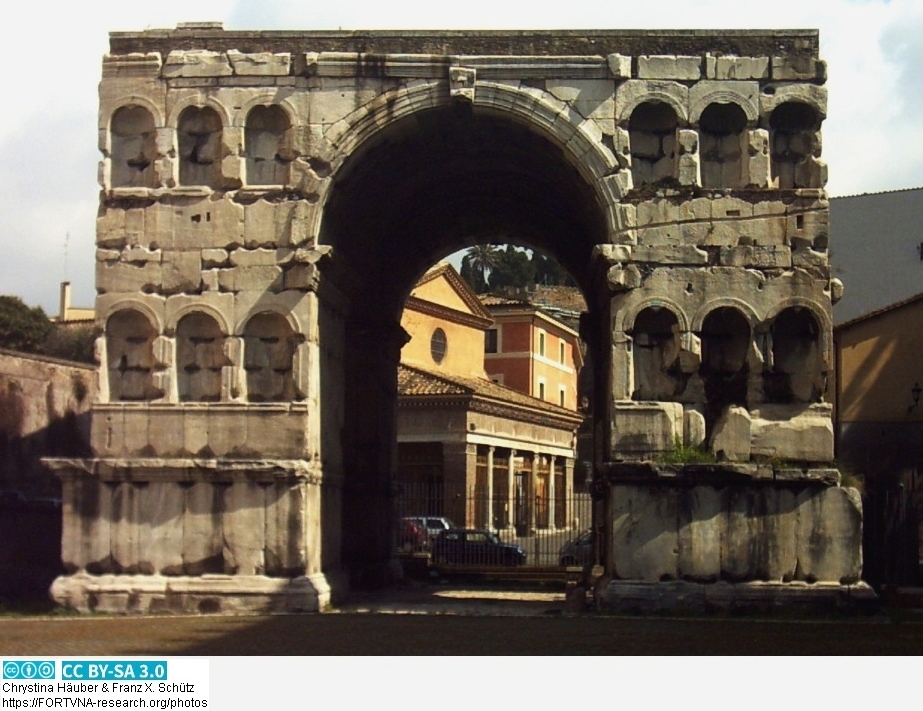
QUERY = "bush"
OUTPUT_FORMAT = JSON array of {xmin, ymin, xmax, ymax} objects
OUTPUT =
[
  {"xmin": 0, "ymin": 296, "xmax": 52, "ymax": 354},
  {"xmin": 43, "ymin": 324, "xmax": 99, "ymax": 364}
]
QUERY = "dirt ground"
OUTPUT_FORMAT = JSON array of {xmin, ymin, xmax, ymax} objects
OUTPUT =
[{"xmin": 1, "ymin": 583, "xmax": 923, "ymax": 655}]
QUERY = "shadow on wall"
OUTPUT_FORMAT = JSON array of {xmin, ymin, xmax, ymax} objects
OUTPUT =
[
  {"xmin": 0, "ymin": 499, "xmax": 63, "ymax": 600},
  {"xmin": 0, "ymin": 350, "xmax": 94, "ymax": 601}
]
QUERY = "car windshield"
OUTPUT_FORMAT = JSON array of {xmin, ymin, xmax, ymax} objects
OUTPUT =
[{"xmin": 487, "ymin": 532, "xmax": 501, "ymax": 545}]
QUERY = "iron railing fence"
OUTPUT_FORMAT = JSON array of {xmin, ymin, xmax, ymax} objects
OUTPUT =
[{"xmin": 395, "ymin": 482, "xmax": 592, "ymax": 569}]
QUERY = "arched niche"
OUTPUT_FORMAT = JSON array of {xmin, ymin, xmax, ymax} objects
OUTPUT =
[
  {"xmin": 243, "ymin": 311, "xmax": 299, "ymax": 402},
  {"xmin": 769, "ymin": 101, "xmax": 823, "ymax": 189},
  {"xmin": 244, "ymin": 105, "xmax": 292, "ymax": 186},
  {"xmin": 176, "ymin": 312, "xmax": 228, "ymax": 402},
  {"xmin": 110, "ymin": 105, "xmax": 157, "ymax": 188},
  {"xmin": 177, "ymin": 106, "xmax": 223, "ymax": 188},
  {"xmin": 699, "ymin": 102, "xmax": 748, "ymax": 189},
  {"xmin": 630, "ymin": 305, "xmax": 683, "ymax": 401},
  {"xmin": 629, "ymin": 102, "xmax": 679, "ymax": 187},
  {"xmin": 700, "ymin": 306, "xmax": 751, "ymax": 422},
  {"xmin": 106, "ymin": 308, "xmax": 159, "ymax": 402},
  {"xmin": 765, "ymin": 306, "xmax": 823, "ymax": 403}
]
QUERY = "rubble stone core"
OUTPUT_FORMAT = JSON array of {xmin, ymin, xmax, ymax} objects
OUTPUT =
[{"xmin": 46, "ymin": 27, "xmax": 868, "ymax": 614}]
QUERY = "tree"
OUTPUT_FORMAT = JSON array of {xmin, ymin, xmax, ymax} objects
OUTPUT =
[
  {"xmin": 487, "ymin": 245, "xmax": 535, "ymax": 290},
  {"xmin": 460, "ymin": 244, "xmax": 501, "ymax": 293},
  {"xmin": 0, "ymin": 296, "xmax": 53, "ymax": 354},
  {"xmin": 44, "ymin": 324, "xmax": 99, "ymax": 364},
  {"xmin": 531, "ymin": 251, "xmax": 576, "ymax": 287}
]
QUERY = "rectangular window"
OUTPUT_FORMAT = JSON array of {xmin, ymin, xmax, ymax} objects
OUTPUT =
[
  {"xmin": 485, "ymin": 328, "xmax": 498, "ymax": 353},
  {"xmin": 538, "ymin": 331, "xmax": 546, "ymax": 357},
  {"xmin": 559, "ymin": 386, "xmax": 566, "ymax": 407},
  {"xmin": 538, "ymin": 380, "xmax": 546, "ymax": 400},
  {"xmin": 559, "ymin": 341, "xmax": 566, "ymax": 363}
]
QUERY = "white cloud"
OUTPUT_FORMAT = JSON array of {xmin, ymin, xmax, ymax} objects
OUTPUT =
[{"xmin": 2, "ymin": 0, "xmax": 922, "ymax": 311}]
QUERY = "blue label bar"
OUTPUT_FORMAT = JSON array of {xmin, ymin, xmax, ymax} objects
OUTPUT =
[
  {"xmin": 61, "ymin": 661, "xmax": 169, "ymax": 681},
  {"xmin": 2, "ymin": 661, "xmax": 56, "ymax": 680}
]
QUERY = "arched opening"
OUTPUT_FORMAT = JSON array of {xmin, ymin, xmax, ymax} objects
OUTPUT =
[
  {"xmin": 106, "ymin": 309, "xmax": 158, "ymax": 402},
  {"xmin": 243, "ymin": 312, "xmax": 299, "ymax": 403},
  {"xmin": 769, "ymin": 102, "xmax": 823, "ymax": 189},
  {"xmin": 631, "ymin": 306, "xmax": 683, "ymax": 401},
  {"xmin": 318, "ymin": 103, "xmax": 606, "ymax": 580},
  {"xmin": 765, "ymin": 306, "xmax": 822, "ymax": 403},
  {"xmin": 110, "ymin": 105, "xmax": 157, "ymax": 188},
  {"xmin": 244, "ymin": 105, "xmax": 292, "ymax": 186},
  {"xmin": 177, "ymin": 106, "xmax": 223, "ymax": 188},
  {"xmin": 700, "ymin": 306, "xmax": 751, "ymax": 431},
  {"xmin": 394, "ymin": 247, "xmax": 590, "ymax": 560},
  {"xmin": 176, "ymin": 312, "xmax": 227, "ymax": 402},
  {"xmin": 699, "ymin": 103, "xmax": 748, "ymax": 189},
  {"xmin": 629, "ymin": 102, "xmax": 679, "ymax": 187}
]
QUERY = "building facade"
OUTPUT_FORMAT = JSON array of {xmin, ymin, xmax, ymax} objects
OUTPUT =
[
  {"xmin": 397, "ymin": 265, "xmax": 583, "ymax": 532},
  {"xmin": 481, "ymin": 295, "xmax": 583, "ymax": 410}
]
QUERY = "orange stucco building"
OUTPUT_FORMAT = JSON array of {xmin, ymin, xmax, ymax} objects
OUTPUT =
[
  {"xmin": 396, "ymin": 265, "xmax": 585, "ymax": 533},
  {"xmin": 480, "ymin": 295, "xmax": 583, "ymax": 410}
]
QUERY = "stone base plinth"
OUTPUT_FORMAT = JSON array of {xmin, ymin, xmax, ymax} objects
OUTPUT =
[
  {"xmin": 50, "ymin": 572, "xmax": 345, "ymax": 615},
  {"xmin": 599, "ymin": 580, "xmax": 878, "ymax": 615}
]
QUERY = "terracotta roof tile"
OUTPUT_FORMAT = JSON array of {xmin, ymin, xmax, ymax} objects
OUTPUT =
[{"xmin": 397, "ymin": 362, "xmax": 581, "ymax": 420}]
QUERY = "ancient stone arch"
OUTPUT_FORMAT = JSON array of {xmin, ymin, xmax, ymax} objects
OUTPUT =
[{"xmin": 46, "ymin": 27, "xmax": 869, "ymax": 615}]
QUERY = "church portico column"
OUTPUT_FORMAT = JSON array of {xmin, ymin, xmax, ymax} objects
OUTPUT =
[
  {"xmin": 486, "ymin": 446, "xmax": 495, "ymax": 531},
  {"xmin": 548, "ymin": 455, "xmax": 557, "ymax": 532},
  {"xmin": 506, "ymin": 449, "xmax": 516, "ymax": 533}
]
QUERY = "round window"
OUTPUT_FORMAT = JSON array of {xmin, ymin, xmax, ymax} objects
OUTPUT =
[{"xmin": 430, "ymin": 328, "xmax": 447, "ymax": 364}]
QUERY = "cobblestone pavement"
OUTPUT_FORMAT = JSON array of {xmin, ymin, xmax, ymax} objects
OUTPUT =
[{"xmin": 1, "ymin": 585, "xmax": 923, "ymax": 656}]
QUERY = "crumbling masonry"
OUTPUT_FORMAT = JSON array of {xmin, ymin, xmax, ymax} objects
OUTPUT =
[{"xmin": 45, "ymin": 26, "xmax": 870, "ymax": 613}]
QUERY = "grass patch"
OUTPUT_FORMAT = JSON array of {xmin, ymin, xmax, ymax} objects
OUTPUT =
[{"xmin": 657, "ymin": 439, "xmax": 718, "ymax": 465}]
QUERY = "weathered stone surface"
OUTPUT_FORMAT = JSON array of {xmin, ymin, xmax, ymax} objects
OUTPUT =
[
  {"xmin": 683, "ymin": 407, "xmax": 706, "ymax": 448},
  {"xmin": 607, "ymin": 263, "xmax": 642, "ymax": 292},
  {"xmin": 227, "ymin": 50, "xmax": 291, "ymax": 76},
  {"xmin": 706, "ymin": 54, "xmax": 769, "ymax": 80},
  {"xmin": 795, "ymin": 487, "xmax": 862, "ymax": 584},
  {"xmin": 607, "ymin": 54, "xmax": 631, "ymax": 78},
  {"xmin": 163, "ymin": 50, "xmax": 232, "ymax": 78},
  {"xmin": 637, "ymin": 55, "xmax": 701, "ymax": 80},
  {"xmin": 719, "ymin": 245, "xmax": 792, "ymax": 268},
  {"xmin": 750, "ymin": 404, "xmax": 834, "ymax": 462},
  {"xmin": 632, "ymin": 245, "xmax": 709, "ymax": 265},
  {"xmin": 610, "ymin": 484, "xmax": 680, "ymax": 580},
  {"xmin": 608, "ymin": 480, "xmax": 860, "ymax": 586},
  {"xmin": 710, "ymin": 405, "xmax": 751, "ymax": 461},
  {"xmin": 611, "ymin": 401, "xmax": 683, "ymax": 456}
]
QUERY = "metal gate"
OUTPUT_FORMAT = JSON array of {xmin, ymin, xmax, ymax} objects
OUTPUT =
[
  {"xmin": 863, "ymin": 471, "xmax": 922, "ymax": 590},
  {"xmin": 395, "ymin": 483, "xmax": 593, "ymax": 572}
]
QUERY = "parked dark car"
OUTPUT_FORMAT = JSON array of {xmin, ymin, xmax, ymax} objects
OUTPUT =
[
  {"xmin": 431, "ymin": 529, "xmax": 526, "ymax": 567},
  {"xmin": 559, "ymin": 529, "xmax": 593, "ymax": 567}
]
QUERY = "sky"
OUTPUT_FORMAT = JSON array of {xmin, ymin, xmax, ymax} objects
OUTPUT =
[{"xmin": 2, "ymin": 0, "xmax": 921, "ymax": 315}]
